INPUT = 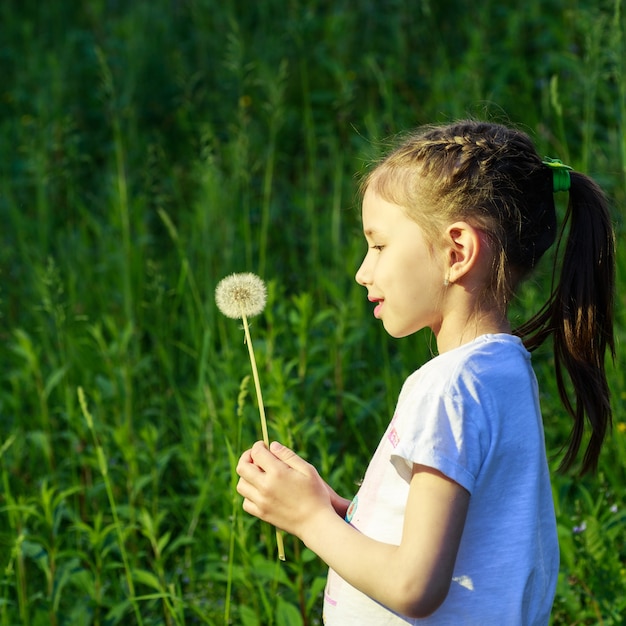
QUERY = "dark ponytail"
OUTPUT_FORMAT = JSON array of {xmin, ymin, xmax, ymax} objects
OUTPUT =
[{"xmin": 515, "ymin": 172, "xmax": 616, "ymax": 474}]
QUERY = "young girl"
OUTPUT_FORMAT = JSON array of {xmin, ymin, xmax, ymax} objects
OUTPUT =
[{"xmin": 235, "ymin": 120, "xmax": 615, "ymax": 624}]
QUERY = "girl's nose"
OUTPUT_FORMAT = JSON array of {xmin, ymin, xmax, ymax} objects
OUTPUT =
[{"xmin": 355, "ymin": 253, "xmax": 370, "ymax": 286}]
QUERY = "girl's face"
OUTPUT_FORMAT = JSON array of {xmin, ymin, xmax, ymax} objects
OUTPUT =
[{"xmin": 355, "ymin": 189, "xmax": 447, "ymax": 339}]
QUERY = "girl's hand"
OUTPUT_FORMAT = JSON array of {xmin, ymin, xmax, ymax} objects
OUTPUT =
[
  {"xmin": 236, "ymin": 441, "xmax": 335, "ymax": 537},
  {"xmin": 238, "ymin": 443, "xmax": 470, "ymax": 617}
]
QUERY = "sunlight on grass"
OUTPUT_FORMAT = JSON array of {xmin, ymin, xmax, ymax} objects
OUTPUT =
[{"xmin": 0, "ymin": 1, "xmax": 624, "ymax": 624}]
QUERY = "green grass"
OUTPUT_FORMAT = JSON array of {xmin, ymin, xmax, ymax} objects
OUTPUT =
[{"xmin": 1, "ymin": 1, "xmax": 625, "ymax": 624}]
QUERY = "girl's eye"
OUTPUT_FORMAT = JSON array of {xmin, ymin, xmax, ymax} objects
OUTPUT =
[{"xmin": 372, "ymin": 244, "xmax": 384, "ymax": 251}]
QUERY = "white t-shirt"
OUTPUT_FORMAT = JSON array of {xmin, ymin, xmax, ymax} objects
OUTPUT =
[{"xmin": 323, "ymin": 334, "xmax": 558, "ymax": 625}]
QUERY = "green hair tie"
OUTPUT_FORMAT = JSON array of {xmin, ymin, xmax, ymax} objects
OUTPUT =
[{"xmin": 542, "ymin": 157, "xmax": 572, "ymax": 193}]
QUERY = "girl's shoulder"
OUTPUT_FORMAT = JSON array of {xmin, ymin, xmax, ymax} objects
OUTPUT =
[
  {"xmin": 427, "ymin": 332, "xmax": 528, "ymax": 374},
  {"xmin": 403, "ymin": 333, "xmax": 531, "ymax": 399}
]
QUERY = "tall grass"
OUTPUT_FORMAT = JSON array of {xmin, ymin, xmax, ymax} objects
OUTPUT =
[{"xmin": 1, "ymin": 1, "xmax": 624, "ymax": 624}]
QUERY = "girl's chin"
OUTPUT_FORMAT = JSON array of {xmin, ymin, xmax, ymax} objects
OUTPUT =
[{"xmin": 381, "ymin": 320, "xmax": 426, "ymax": 340}]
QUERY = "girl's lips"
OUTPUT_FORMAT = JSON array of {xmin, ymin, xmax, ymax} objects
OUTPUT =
[{"xmin": 368, "ymin": 297, "xmax": 384, "ymax": 319}]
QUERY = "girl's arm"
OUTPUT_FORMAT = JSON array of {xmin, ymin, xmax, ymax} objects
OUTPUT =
[{"xmin": 236, "ymin": 441, "xmax": 469, "ymax": 618}]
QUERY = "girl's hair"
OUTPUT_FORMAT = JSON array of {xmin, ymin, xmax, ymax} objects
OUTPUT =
[{"xmin": 364, "ymin": 120, "xmax": 615, "ymax": 474}]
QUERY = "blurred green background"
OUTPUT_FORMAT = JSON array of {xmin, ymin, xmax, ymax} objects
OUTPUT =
[{"xmin": 1, "ymin": 1, "xmax": 624, "ymax": 624}]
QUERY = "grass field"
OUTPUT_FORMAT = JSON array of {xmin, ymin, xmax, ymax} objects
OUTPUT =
[{"xmin": 1, "ymin": 1, "xmax": 625, "ymax": 624}]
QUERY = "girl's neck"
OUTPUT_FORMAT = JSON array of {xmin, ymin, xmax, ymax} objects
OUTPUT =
[{"xmin": 435, "ymin": 310, "xmax": 511, "ymax": 354}]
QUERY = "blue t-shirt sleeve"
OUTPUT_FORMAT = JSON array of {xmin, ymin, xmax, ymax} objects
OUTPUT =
[{"xmin": 389, "ymin": 389, "xmax": 490, "ymax": 494}]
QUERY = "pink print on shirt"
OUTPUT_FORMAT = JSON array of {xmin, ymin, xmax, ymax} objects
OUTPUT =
[
  {"xmin": 387, "ymin": 427, "xmax": 400, "ymax": 448},
  {"xmin": 387, "ymin": 413, "xmax": 401, "ymax": 448}
]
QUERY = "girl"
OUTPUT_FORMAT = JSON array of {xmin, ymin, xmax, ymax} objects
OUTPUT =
[{"xmin": 236, "ymin": 120, "xmax": 615, "ymax": 624}]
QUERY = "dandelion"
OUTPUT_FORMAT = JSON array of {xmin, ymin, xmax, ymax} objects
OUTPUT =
[
  {"xmin": 215, "ymin": 272, "xmax": 267, "ymax": 320},
  {"xmin": 215, "ymin": 272, "xmax": 285, "ymax": 561}
]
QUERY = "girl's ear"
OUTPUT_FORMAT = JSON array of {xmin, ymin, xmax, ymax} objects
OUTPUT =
[{"xmin": 444, "ymin": 222, "xmax": 484, "ymax": 284}]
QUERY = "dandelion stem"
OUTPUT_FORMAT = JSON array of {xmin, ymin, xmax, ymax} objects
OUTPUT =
[
  {"xmin": 241, "ymin": 313, "xmax": 269, "ymax": 446},
  {"xmin": 240, "ymin": 312, "xmax": 286, "ymax": 561}
]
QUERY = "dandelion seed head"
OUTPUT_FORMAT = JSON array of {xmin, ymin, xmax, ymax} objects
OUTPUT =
[{"xmin": 215, "ymin": 272, "xmax": 267, "ymax": 319}]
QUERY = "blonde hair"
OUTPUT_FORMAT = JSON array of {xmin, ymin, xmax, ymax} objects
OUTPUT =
[{"xmin": 362, "ymin": 121, "xmax": 555, "ymax": 310}]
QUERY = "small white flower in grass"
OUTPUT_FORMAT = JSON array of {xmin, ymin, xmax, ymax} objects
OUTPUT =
[
  {"xmin": 214, "ymin": 271, "xmax": 285, "ymax": 561},
  {"xmin": 215, "ymin": 272, "xmax": 267, "ymax": 319}
]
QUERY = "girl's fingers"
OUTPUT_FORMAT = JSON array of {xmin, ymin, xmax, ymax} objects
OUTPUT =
[{"xmin": 268, "ymin": 441, "xmax": 313, "ymax": 475}]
